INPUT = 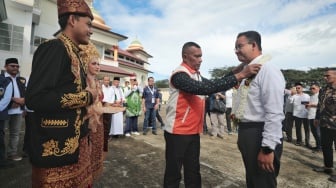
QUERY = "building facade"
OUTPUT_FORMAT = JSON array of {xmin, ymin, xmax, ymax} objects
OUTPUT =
[{"xmin": 0, "ymin": 0, "xmax": 152, "ymax": 86}]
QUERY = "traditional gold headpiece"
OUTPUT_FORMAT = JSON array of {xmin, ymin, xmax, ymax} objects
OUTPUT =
[
  {"xmin": 80, "ymin": 42, "xmax": 100, "ymax": 72},
  {"xmin": 57, "ymin": 0, "xmax": 93, "ymax": 20}
]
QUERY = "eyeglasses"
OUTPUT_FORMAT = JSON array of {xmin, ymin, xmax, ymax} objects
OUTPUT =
[
  {"xmin": 8, "ymin": 64, "xmax": 20, "ymax": 68},
  {"xmin": 234, "ymin": 42, "xmax": 251, "ymax": 51}
]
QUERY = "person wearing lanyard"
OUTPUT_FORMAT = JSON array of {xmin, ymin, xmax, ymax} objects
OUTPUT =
[{"xmin": 142, "ymin": 77, "xmax": 159, "ymax": 135}]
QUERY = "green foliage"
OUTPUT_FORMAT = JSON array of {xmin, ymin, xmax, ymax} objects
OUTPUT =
[
  {"xmin": 209, "ymin": 66, "xmax": 328, "ymax": 88},
  {"xmin": 155, "ymin": 79, "xmax": 169, "ymax": 88},
  {"xmin": 281, "ymin": 68, "xmax": 326, "ymax": 88},
  {"xmin": 209, "ymin": 66, "xmax": 235, "ymax": 79}
]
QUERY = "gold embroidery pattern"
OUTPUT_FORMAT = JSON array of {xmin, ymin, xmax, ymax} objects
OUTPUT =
[
  {"xmin": 61, "ymin": 91, "xmax": 89, "ymax": 109},
  {"xmin": 42, "ymin": 109, "xmax": 82, "ymax": 157},
  {"xmin": 41, "ymin": 119, "xmax": 68, "ymax": 128},
  {"xmin": 40, "ymin": 33, "xmax": 86, "ymax": 158},
  {"xmin": 42, "ymin": 137, "xmax": 79, "ymax": 157},
  {"xmin": 42, "ymin": 140, "xmax": 59, "ymax": 156},
  {"xmin": 75, "ymin": 75, "xmax": 82, "ymax": 92},
  {"xmin": 59, "ymin": 33, "xmax": 86, "ymax": 93},
  {"xmin": 59, "ymin": 33, "xmax": 81, "ymax": 82}
]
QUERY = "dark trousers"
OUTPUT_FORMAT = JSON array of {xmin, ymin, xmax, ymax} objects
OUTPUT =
[
  {"xmin": 203, "ymin": 111, "xmax": 208, "ymax": 133},
  {"xmin": 103, "ymin": 113, "xmax": 112, "ymax": 152},
  {"xmin": 284, "ymin": 112, "xmax": 295, "ymax": 141},
  {"xmin": 320, "ymin": 127, "xmax": 336, "ymax": 168},
  {"xmin": 294, "ymin": 117, "xmax": 310, "ymax": 145},
  {"xmin": 0, "ymin": 120, "xmax": 5, "ymax": 162},
  {"xmin": 125, "ymin": 116, "xmax": 139, "ymax": 133},
  {"xmin": 144, "ymin": 108, "xmax": 156, "ymax": 131},
  {"xmin": 225, "ymin": 108, "xmax": 232, "ymax": 132},
  {"xmin": 156, "ymin": 109, "xmax": 164, "ymax": 125},
  {"xmin": 23, "ymin": 112, "xmax": 34, "ymax": 156},
  {"xmin": 309, "ymin": 119, "xmax": 321, "ymax": 148},
  {"xmin": 238, "ymin": 122, "xmax": 282, "ymax": 188},
  {"xmin": 164, "ymin": 131, "xmax": 201, "ymax": 188}
]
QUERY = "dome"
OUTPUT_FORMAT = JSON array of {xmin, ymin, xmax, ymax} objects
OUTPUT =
[
  {"xmin": 127, "ymin": 39, "xmax": 144, "ymax": 50},
  {"xmin": 86, "ymin": 0, "xmax": 111, "ymax": 31}
]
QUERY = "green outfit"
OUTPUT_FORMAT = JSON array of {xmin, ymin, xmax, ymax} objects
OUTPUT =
[{"xmin": 126, "ymin": 90, "xmax": 142, "ymax": 117}]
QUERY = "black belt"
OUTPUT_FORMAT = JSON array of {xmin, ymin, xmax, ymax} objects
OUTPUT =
[{"xmin": 238, "ymin": 122, "xmax": 264, "ymax": 129}]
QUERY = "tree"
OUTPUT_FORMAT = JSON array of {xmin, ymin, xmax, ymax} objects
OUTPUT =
[
  {"xmin": 209, "ymin": 66, "xmax": 235, "ymax": 79},
  {"xmin": 155, "ymin": 79, "xmax": 169, "ymax": 88},
  {"xmin": 209, "ymin": 66, "xmax": 327, "ymax": 88},
  {"xmin": 281, "ymin": 68, "xmax": 326, "ymax": 88}
]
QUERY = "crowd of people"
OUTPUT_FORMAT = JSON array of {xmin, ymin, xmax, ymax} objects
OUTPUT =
[
  {"xmin": 0, "ymin": 0, "xmax": 163, "ymax": 187},
  {"xmin": 0, "ymin": 0, "xmax": 335, "ymax": 187},
  {"xmin": 283, "ymin": 82, "xmax": 321, "ymax": 150},
  {"xmin": 282, "ymin": 75, "xmax": 336, "ymax": 183}
]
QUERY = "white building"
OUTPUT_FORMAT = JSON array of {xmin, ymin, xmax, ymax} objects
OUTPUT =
[{"xmin": 0, "ymin": 0, "xmax": 152, "ymax": 86}]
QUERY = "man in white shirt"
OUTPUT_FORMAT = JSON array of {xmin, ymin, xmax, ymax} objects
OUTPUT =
[
  {"xmin": 292, "ymin": 82, "xmax": 311, "ymax": 147},
  {"xmin": 102, "ymin": 76, "xmax": 112, "ymax": 103},
  {"xmin": 102, "ymin": 76, "xmax": 113, "ymax": 145},
  {"xmin": 284, "ymin": 87, "xmax": 296, "ymax": 143},
  {"xmin": 234, "ymin": 31, "xmax": 285, "ymax": 188},
  {"xmin": 109, "ymin": 77, "xmax": 125, "ymax": 137},
  {"xmin": 4, "ymin": 58, "xmax": 26, "ymax": 162}
]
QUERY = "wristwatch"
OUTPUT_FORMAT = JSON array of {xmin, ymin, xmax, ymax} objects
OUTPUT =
[{"xmin": 261, "ymin": 146, "xmax": 274, "ymax": 154}]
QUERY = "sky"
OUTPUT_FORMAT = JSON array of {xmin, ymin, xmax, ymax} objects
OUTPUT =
[{"xmin": 93, "ymin": 0, "xmax": 336, "ymax": 80}]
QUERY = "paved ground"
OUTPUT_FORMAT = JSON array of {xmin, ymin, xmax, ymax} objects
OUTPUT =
[{"xmin": 1, "ymin": 107, "xmax": 336, "ymax": 187}]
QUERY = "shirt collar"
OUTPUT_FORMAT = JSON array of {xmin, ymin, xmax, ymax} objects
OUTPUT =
[
  {"xmin": 249, "ymin": 54, "xmax": 263, "ymax": 65},
  {"xmin": 4, "ymin": 72, "xmax": 17, "ymax": 79},
  {"xmin": 181, "ymin": 62, "xmax": 199, "ymax": 74}
]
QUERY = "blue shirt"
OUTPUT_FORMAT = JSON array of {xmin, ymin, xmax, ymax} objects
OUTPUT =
[
  {"xmin": 0, "ymin": 83, "xmax": 13, "ymax": 111},
  {"xmin": 142, "ymin": 86, "xmax": 159, "ymax": 109}
]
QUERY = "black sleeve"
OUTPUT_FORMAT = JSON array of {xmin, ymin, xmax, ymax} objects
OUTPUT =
[
  {"xmin": 26, "ymin": 40, "xmax": 92, "ymax": 112},
  {"xmin": 171, "ymin": 72, "xmax": 237, "ymax": 95}
]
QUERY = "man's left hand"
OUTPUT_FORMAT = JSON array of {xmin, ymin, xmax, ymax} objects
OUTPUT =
[{"xmin": 257, "ymin": 151, "xmax": 274, "ymax": 172}]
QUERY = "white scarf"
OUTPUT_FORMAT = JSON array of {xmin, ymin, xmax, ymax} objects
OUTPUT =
[{"xmin": 235, "ymin": 54, "xmax": 272, "ymax": 120}]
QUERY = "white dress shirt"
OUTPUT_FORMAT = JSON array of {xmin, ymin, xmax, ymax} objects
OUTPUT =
[
  {"xmin": 111, "ymin": 86, "xmax": 125, "ymax": 103},
  {"xmin": 307, "ymin": 93, "xmax": 318, "ymax": 120},
  {"xmin": 292, "ymin": 93, "xmax": 310, "ymax": 118},
  {"xmin": 225, "ymin": 89, "xmax": 233, "ymax": 108},
  {"xmin": 5, "ymin": 73, "xmax": 24, "ymax": 115},
  {"xmin": 237, "ymin": 55, "xmax": 285, "ymax": 150},
  {"xmin": 102, "ymin": 85, "xmax": 113, "ymax": 103},
  {"xmin": 284, "ymin": 95, "xmax": 295, "ymax": 113}
]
